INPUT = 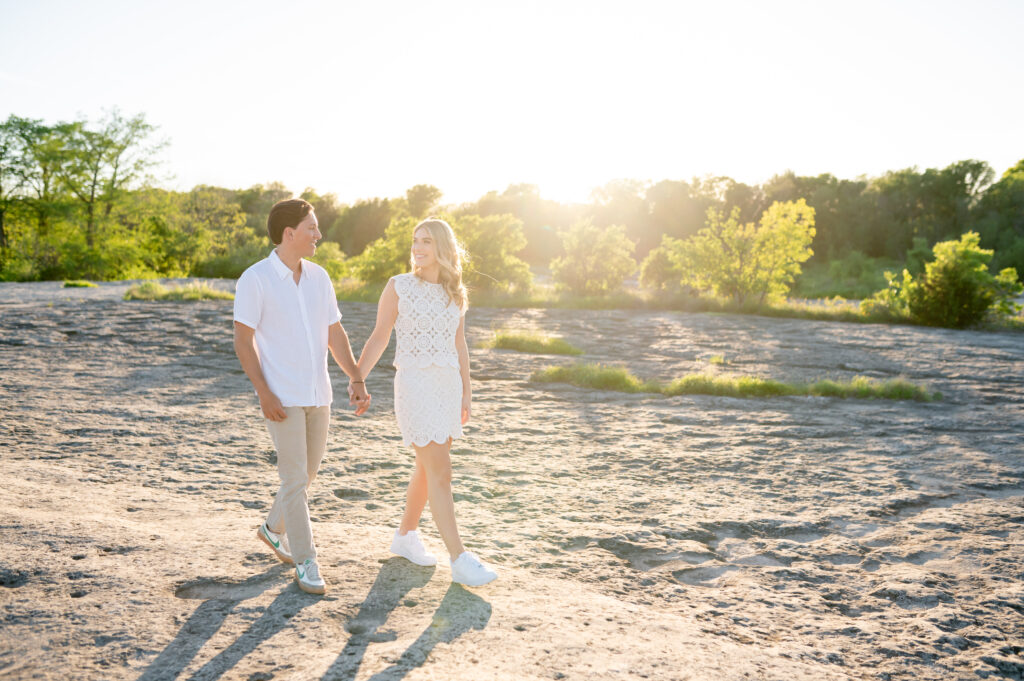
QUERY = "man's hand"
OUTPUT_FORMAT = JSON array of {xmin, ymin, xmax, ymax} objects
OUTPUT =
[
  {"xmin": 259, "ymin": 390, "xmax": 287, "ymax": 422},
  {"xmin": 349, "ymin": 381, "xmax": 371, "ymax": 416}
]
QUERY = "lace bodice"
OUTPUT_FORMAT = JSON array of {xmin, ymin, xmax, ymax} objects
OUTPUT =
[{"xmin": 392, "ymin": 273, "xmax": 461, "ymax": 369}]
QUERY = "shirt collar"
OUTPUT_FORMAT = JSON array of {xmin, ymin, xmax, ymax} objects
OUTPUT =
[{"xmin": 269, "ymin": 249, "xmax": 301, "ymax": 281}]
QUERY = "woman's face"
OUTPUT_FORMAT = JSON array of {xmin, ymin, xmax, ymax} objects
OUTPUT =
[{"xmin": 412, "ymin": 227, "xmax": 437, "ymax": 269}]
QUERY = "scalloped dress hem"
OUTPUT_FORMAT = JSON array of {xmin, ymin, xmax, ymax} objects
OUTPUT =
[{"xmin": 403, "ymin": 428, "xmax": 464, "ymax": 448}]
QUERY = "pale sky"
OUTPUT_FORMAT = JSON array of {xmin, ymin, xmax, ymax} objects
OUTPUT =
[{"xmin": 2, "ymin": 0, "xmax": 1022, "ymax": 205}]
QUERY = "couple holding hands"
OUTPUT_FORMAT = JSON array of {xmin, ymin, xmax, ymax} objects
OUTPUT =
[{"xmin": 233, "ymin": 199, "xmax": 497, "ymax": 595}]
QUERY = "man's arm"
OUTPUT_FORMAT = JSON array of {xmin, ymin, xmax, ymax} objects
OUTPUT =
[
  {"xmin": 233, "ymin": 321, "xmax": 286, "ymax": 421},
  {"xmin": 328, "ymin": 322, "xmax": 369, "ymax": 407}
]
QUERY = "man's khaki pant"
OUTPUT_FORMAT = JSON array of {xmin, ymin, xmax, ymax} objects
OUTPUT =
[{"xmin": 264, "ymin": 406, "xmax": 330, "ymax": 566}]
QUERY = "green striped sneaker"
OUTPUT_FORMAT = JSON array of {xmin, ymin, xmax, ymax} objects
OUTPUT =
[
  {"xmin": 257, "ymin": 523, "xmax": 294, "ymax": 565},
  {"xmin": 295, "ymin": 558, "xmax": 326, "ymax": 595}
]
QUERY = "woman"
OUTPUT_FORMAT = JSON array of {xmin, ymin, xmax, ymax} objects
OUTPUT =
[{"xmin": 353, "ymin": 217, "xmax": 497, "ymax": 587}]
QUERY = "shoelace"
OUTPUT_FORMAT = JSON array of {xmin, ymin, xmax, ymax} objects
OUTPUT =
[{"xmin": 302, "ymin": 561, "xmax": 320, "ymax": 581}]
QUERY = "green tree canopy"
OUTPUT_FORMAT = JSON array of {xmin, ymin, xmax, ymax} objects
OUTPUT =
[
  {"xmin": 671, "ymin": 199, "xmax": 816, "ymax": 304},
  {"xmin": 550, "ymin": 220, "xmax": 637, "ymax": 296}
]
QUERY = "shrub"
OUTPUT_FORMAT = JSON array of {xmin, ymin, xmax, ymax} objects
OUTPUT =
[
  {"xmin": 550, "ymin": 220, "xmax": 637, "ymax": 296},
  {"xmin": 861, "ymin": 232, "xmax": 1022, "ymax": 328},
  {"xmin": 63, "ymin": 280, "xmax": 97, "ymax": 288}
]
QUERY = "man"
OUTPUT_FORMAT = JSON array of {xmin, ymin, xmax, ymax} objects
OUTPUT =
[{"xmin": 233, "ymin": 198, "xmax": 369, "ymax": 595}]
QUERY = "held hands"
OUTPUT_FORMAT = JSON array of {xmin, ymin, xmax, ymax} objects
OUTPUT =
[
  {"xmin": 461, "ymin": 393, "xmax": 471, "ymax": 425},
  {"xmin": 348, "ymin": 380, "xmax": 371, "ymax": 416},
  {"xmin": 258, "ymin": 390, "xmax": 287, "ymax": 422}
]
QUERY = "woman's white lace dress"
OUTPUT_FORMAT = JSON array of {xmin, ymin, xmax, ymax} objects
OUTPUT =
[{"xmin": 391, "ymin": 273, "xmax": 464, "ymax": 447}]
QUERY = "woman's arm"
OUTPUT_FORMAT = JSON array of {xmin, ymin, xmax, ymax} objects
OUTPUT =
[
  {"xmin": 355, "ymin": 278, "xmax": 399, "ymax": 381},
  {"xmin": 456, "ymin": 311, "xmax": 471, "ymax": 425},
  {"xmin": 328, "ymin": 322, "xmax": 369, "ymax": 406}
]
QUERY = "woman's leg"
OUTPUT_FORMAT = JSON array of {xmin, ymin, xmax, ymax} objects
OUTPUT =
[
  {"xmin": 398, "ymin": 458, "xmax": 428, "ymax": 534},
  {"xmin": 413, "ymin": 439, "xmax": 466, "ymax": 558}
]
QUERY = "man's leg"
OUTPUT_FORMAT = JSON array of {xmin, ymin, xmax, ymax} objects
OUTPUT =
[
  {"xmin": 264, "ymin": 407, "xmax": 317, "ymax": 565},
  {"xmin": 303, "ymin": 406, "xmax": 330, "ymax": 493}
]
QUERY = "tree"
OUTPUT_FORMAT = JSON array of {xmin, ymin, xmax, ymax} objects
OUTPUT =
[
  {"xmin": 12, "ymin": 117, "xmax": 67, "ymax": 238},
  {"xmin": 58, "ymin": 110, "xmax": 161, "ymax": 247},
  {"xmin": 349, "ymin": 213, "xmax": 532, "ymax": 293},
  {"xmin": 639, "ymin": 235, "xmax": 683, "ymax": 291},
  {"xmin": 456, "ymin": 183, "xmax": 577, "ymax": 266},
  {"xmin": 348, "ymin": 215, "xmax": 419, "ymax": 284},
  {"xmin": 300, "ymin": 187, "xmax": 344, "ymax": 241},
  {"xmin": 589, "ymin": 179, "xmax": 652, "ymax": 256},
  {"xmin": 0, "ymin": 116, "xmax": 29, "ymax": 254},
  {"xmin": 672, "ymin": 199, "xmax": 816, "ymax": 305},
  {"xmin": 454, "ymin": 213, "xmax": 531, "ymax": 293},
  {"xmin": 329, "ymin": 197, "xmax": 394, "ymax": 255},
  {"xmin": 236, "ymin": 182, "xmax": 292, "ymax": 238},
  {"xmin": 972, "ymin": 159, "xmax": 1024, "ymax": 274},
  {"xmin": 550, "ymin": 220, "xmax": 637, "ymax": 296},
  {"xmin": 403, "ymin": 184, "xmax": 442, "ymax": 219}
]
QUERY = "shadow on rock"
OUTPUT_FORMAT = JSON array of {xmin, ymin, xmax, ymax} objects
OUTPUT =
[
  {"xmin": 364, "ymin": 583, "xmax": 492, "ymax": 681},
  {"xmin": 137, "ymin": 564, "xmax": 295, "ymax": 681},
  {"xmin": 320, "ymin": 558, "xmax": 437, "ymax": 681}
]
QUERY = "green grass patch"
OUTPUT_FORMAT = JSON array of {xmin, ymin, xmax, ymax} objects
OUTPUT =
[
  {"xmin": 124, "ymin": 281, "xmax": 234, "ymax": 301},
  {"xmin": 708, "ymin": 354, "xmax": 726, "ymax": 365},
  {"xmin": 479, "ymin": 330, "xmax": 583, "ymax": 355},
  {"xmin": 531, "ymin": 363, "xmax": 940, "ymax": 402},
  {"xmin": 63, "ymin": 280, "xmax": 98, "ymax": 288},
  {"xmin": 532, "ymin": 364, "xmax": 658, "ymax": 393}
]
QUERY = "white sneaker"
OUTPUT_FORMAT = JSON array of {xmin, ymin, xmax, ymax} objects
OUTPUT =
[
  {"xmin": 450, "ymin": 551, "xmax": 497, "ymax": 587},
  {"xmin": 257, "ymin": 523, "xmax": 294, "ymax": 565},
  {"xmin": 390, "ymin": 530, "xmax": 438, "ymax": 566},
  {"xmin": 295, "ymin": 558, "xmax": 326, "ymax": 595}
]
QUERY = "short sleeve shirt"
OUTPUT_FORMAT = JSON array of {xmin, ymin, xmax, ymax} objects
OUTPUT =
[{"xmin": 233, "ymin": 250, "xmax": 342, "ymax": 407}]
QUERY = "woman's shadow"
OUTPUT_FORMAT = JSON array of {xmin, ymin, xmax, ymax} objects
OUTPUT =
[{"xmin": 320, "ymin": 558, "xmax": 492, "ymax": 681}]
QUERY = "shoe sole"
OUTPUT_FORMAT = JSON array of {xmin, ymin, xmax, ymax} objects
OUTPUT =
[
  {"xmin": 452, "ymin": 572, "xmax": 497, "ymax": 587},
  {"xmin": 295, "ymin": 575, "xmax": 326, "ymax": 595},
  {"xmin": 390, "ymin": 548, "xmax": 438, "ymax": 567},
  {"xmin": 257, "ymin": 528, "xmax": 295, "ymax": 565}
]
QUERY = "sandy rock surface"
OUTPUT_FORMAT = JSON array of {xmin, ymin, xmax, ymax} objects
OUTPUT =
[{"xmin": 1, "ymin": 280, "xmax": 1022, "ymax": 681}]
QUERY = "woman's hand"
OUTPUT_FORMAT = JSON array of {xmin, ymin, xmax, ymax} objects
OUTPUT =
[
  {"xmin": 348, "ymin": 381, "xmax": 371, "ymax": 416},
  {"xmin": 461, "ymin": 393, "xmax": 471, "ymax": 425}
]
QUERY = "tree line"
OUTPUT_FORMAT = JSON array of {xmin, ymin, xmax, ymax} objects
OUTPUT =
[{"xmin": 1, "ymin": 111, "xmax": 1021, "ymax": 297}]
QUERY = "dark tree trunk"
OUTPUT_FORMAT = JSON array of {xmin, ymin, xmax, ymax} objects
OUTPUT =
[{"xmin": 86, "ymin": 204, "xmax": 95, "ymax": 248}]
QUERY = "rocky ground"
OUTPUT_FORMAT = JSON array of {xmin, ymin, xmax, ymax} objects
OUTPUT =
[{"xmin": 0, "ymin": 279, "xmax": 1022, "ymax": 681}]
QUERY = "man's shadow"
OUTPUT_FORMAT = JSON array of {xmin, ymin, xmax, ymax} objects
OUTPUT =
[
  {"xmin": 137, "ymin": 564, "xmax": 315, "ymax": 681},
  {"xmin": 320, "ymin": 559, "xmax": 491, "ymax": 681}
]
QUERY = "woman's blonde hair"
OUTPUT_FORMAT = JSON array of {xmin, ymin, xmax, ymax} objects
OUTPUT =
[{"xmin": 411, "ymin": 218, "xmax": 468, "ymax": 312}]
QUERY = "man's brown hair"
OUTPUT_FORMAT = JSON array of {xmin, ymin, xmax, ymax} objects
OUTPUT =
[{"xmin": 267, "ymin": 199, "xmax": 314, "ymax": 245}]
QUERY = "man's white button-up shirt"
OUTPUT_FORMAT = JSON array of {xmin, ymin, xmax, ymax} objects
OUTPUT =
[{"xmin": 233, "ymin": 250, "xmax": 342, "ymax": 407}]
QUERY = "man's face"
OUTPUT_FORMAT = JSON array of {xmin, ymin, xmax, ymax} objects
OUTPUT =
[{"xmin": 285, "ymin": 211, "xmax": 321, "ymax": 257}]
